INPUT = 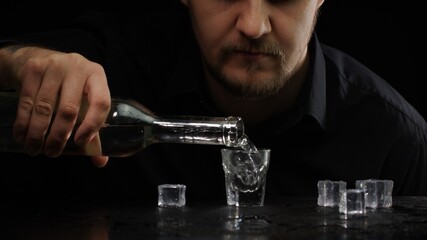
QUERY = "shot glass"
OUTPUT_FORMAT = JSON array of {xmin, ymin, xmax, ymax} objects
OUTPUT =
[
  {"xmin": 317, "ymin": 180, "xmax": 347, "ymax": 207},
  {"xmin": 221, "ymin": 148, "xmax": 271, "ymax": 207},
  {"xmin": 339, "ymin": 189, "xmax": 366, "ymax": 215},
  {"xmin": 356, "ymin": 179, "xmax": 394, "ymax": 208},
  {"xmin": 158, "ymin": 184, "xmax": 186, "ymax": 208}
]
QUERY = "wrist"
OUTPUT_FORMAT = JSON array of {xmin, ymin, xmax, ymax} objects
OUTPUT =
[
  {"xmin": 0, "ymin": 41, "xmax": 23, "ymax": 90},
  {"xmin": 0, "ymin": 40, "xmax": 23, "ymax": 51}
]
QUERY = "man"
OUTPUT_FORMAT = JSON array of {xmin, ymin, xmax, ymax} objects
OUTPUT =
[{"xmin": 0, "ymin": 0, "xmax": 426, "ymax": 197}]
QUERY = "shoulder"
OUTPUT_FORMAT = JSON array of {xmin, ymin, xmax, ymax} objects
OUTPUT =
[{"xmin": 321, "ymin": 43, "xmax": 427, "ymax": 140}]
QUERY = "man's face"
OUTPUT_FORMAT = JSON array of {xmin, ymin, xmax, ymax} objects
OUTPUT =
[{"xmin": 181, "ymin": 0, "xmax": 324, "ymax": 98}]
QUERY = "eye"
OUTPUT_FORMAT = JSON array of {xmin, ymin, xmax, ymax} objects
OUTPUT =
[
  {"xmin": 222, "ymin": 0, "xmax": 238, "ymax": 3},
  {"xmin": 268, "ymin": 0, "xmax": 296, "ymax": 5}
]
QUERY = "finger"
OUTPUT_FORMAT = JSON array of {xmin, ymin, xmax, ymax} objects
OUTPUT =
[
  {"xmin": 13, "ymin": 58, "xmax": 45, "ymax": 145},
  {"xmin": 74, "ymin": 64, "xmax": 111, "ymax": 146},
  {"xmin": 24, "ymin": 59, "xmax": 65, "ymax": 156},
  {"xmin": 87, "ymin": 132, "xmax": 108, "ymax": 168},
  {"xmin": 91, "ymin": 156, "xmax": 109, "ymax": 168},
  {"xmin": 44, "ymin": 69, "xmax": 86, "ymax": 157},
  {"xmin": 13, "ymin": 58, "xmax": 54, "ymax": 155}
]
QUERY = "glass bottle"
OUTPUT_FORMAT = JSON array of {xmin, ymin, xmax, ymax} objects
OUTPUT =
[{"xmin": 0, "ymin": 92, "xmax": 245, "ymax": 157}]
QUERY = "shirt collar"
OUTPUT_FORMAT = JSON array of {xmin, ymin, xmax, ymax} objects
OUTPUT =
[{"xmin": 294, "ymin": 33, "xmax": 327, "ymax": 130}]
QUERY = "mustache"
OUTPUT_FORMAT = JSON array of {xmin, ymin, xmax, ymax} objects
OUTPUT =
[{"xmin": 221, "ymin": 39, "xmax": 285, "ymax": 58}]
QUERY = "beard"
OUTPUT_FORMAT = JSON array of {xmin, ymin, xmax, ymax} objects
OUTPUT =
[{"xmin": 205, "ymin": 38, "xmax": 290, "ymax": 98}]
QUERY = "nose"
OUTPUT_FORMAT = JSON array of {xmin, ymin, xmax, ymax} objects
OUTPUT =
[{"xmin": 235, "ymin": 1, "xmax": 272, "ymax": 39}]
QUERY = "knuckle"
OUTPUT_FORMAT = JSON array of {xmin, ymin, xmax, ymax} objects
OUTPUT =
[
  {"xmin": 18, "ymin": 97, "xmax": 34, "ymax": 112},
  {"xmin": 67, "ymin": 53, "xmax": 87, "ymax": 67},
  {"xmin": 35, "ymin": 98, "xmax": 54, "ymax": 116},
  {"xmin": 87, "ymin": 62, "xmax": 107, "ymax": 78},
  {"xmin": 13, "ymin": 121, "xmax": 26, "ymax": 131},
  {"xmin": 93, "ymin": 98, "xmax": 111, "ymax": 113},
  {"xmin": 68, "ymin": 52, "xmax": 83, "ymax": 59},
  {"xmin": 26, "ymin": 134, "xmax": 43, "ymax": 144},
  {"xmin": 49, "ymin": 131, "xmax": 70, "ymax": 144},
  {"xmin": 20, "ymin": 59, "xmax": 45, "ymax": 79},
  {"xmin": 86, "ymin": 60, "xmax": 101, "ymax": 69},
  {"xmin": 57, "ymin": 103, "xmax": 80, "ymax": 121},
  {"xmin": 22, "ymin": 58, "xmax": 44, "ymax": 73},
  {"xmin": 84, "ymin": 117, "xmax": 105, "ymax": 132},
  {"xmin": 86, "ymin": 122, "xmax": 99, "ymax": 131}
]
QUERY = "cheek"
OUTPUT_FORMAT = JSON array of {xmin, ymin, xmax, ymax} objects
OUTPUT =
[
  {"xmin": 192, "ymin": 24, "xmax": 222, "ymax": 65},
  {"xmin": 190, "ymin": 10, "xmax": 236, "ymax": 60},
  {"xmin": 272, "ymin": 11, "xmax": 315, "ymax": 55},
  {"xmin": 293, "ymin": 5, "xmax": 319, "ymax": 43}
]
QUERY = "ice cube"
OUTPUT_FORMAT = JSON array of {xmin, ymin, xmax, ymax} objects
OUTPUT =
[
  {"xmin": 317, "ymin": 180, "xmax": 347, "ymax": 207},
  {"xmin": 356, "ymin": 179, "xmax": 393, "ymax": 208},
  {"xmin": 158, "ymin": 184, "xmax": 186, "ymax": 208}
]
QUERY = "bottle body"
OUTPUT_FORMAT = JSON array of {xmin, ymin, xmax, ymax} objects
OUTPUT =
[{"xmin": 0, "ymin": 92, "xmax": 245, "ymax": 157}]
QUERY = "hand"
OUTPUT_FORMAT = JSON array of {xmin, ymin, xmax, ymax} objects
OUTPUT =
[{"xmin": 0, "ymin": 46, "xmax": 111, "ymax": 167}]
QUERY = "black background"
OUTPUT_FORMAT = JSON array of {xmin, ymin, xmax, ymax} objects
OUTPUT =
[{"xmin": 1, "ymin": 0, "xmax": 425, "ymax": 118}]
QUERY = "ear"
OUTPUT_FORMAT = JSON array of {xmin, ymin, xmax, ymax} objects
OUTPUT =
[
  {"xmin": 180, "ymin": 0, "xmax": 188, "ymax": 6},
  {"xmin": 317, "ymin": 0, "xmax": 325, "ymax": 8}
]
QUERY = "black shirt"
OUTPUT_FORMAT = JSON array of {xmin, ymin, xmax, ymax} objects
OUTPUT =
[{"xmin": 1, "ymin": 8, "xmax": 426, "ymax": 198}]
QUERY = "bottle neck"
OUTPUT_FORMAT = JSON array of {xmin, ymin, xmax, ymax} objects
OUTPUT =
[{"xmin": 150, "ymin": 116, "xmax": 245, "ymax": 147}]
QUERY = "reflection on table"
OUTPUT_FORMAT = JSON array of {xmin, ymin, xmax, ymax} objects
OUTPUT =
[{"xmin": 0, "ymin": 196, "xmax": 426, "ymax": 239}]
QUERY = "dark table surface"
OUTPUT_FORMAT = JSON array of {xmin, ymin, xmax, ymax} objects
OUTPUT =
[{"xmin": 1, "ymin": 196, "xmax": 426, "ymax": 240}]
